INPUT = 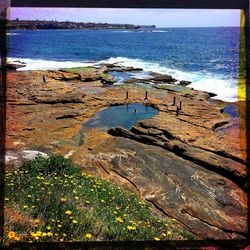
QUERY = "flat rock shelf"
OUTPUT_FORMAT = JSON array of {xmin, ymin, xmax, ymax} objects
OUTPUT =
[{"xmin": 5, "ymin": 66, "xmax": 247, "ymax": 240}]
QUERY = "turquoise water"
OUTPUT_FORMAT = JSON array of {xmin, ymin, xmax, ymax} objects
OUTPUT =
[{"xmin": 83, "ymin": 103, "xmax": 158, "ymax": 130}]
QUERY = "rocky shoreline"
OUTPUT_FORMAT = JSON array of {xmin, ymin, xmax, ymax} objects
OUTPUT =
[{"xmin": 5, "ymin": 63, "xmax": 247, "ymax": 239}]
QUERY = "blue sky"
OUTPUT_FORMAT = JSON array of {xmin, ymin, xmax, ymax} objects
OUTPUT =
[{"xmin": 10, "ymin": 8, "xmax": 240, "ymax": 28}]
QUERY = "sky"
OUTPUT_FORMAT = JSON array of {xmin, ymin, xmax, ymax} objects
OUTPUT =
[{"xmin": 9, "ymin": 8, "xmax": 240, "ymax": 28}]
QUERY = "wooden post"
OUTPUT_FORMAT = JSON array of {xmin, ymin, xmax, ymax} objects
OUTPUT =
[
  {"xmin": 176, "ymin": 106, "xmax": 179, "ymax": 116},
  {"xmin": 179, "ymin": 101, "xmax": 182, "ymax": 110},
  {"xmin": 125, "ymin": 91, "xmax": 128, "ymax": 100},
  {"xmin": 43, "ymin": 75, "xmax": 46, "ymax": 83},
  {"xmin": 172, "ymin": 96, "xmax": 176, "ymax": 105},
  {"xmin": 144, "ymin": 91, "xmax": 148, "ymax": 100}
]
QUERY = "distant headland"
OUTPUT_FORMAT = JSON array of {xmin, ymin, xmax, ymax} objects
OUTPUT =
[{"xmin": 8, "ymin": 19, "xmax": 156, "ymax": 30}]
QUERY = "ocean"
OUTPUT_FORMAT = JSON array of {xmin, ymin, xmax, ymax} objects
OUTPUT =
[{"xmin": 8, "ymin": 27, "xmax": 240, "ymax": 102}]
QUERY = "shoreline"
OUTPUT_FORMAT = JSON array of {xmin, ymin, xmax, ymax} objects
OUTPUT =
[
  {"xmin": 5, "ymin": 65, "xmax": 247, "ymax": 239},
  {"xmin": 6, "ymin": 57, "xmax": 239, "ymax": 103}
]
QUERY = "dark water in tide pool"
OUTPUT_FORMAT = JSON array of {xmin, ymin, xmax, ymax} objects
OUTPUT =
[{"xmin": 83, "ymin": 103, "xmax": 158, "ymax": 131}]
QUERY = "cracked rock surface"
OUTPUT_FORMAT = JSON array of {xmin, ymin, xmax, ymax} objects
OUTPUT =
[{"xmin": 6, "ymin": 68, "xmax": 247, "ymax": 239}]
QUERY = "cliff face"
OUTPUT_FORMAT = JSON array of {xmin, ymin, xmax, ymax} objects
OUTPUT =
[{"xmin": 8, "ymin": 20, "xmax": 156, "ymax": 30}]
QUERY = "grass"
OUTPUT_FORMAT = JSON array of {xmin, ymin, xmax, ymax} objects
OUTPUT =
[
  {"xmin": 99, "ymin": 73, "xmax": 109, "ymax": 78},
  {"xmin": 4, "ymin": 154, "xmax": 194, "ymax": 244},
  {"xmin": 61, "ymin": 67, "xmax": 96, "ymax": 74}
]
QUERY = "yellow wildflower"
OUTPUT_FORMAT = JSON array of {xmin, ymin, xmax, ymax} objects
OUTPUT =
[
  {"xmin": 23, "ymin": 205, "xmax": 28, "ymax": 209},
  {"xmin": 34, "ymin": 219, "xmax": 40, "ymax": 223},
  {"xmin": 127, "ymin": 226, "xmax": 136, "ymax": 231},
  {"xmin": 167, "ymin": 231, "xmax": 171, "ymax": 235},
  {"xmin": 85, "ymin": 233, "xmax": 92, "ymax": 239},
  {"xmin": 154, "ymin": 237, "xmax": 160, "ymax": 241},
  {"xmin": 65, "ymin": 210, "xmax": 72, "ymax": 215},
  {"xmin": 60, "ymin": 198, "xmax": 66, "ymax": 202},
  {"xmin": 165, "ymin": 223, "xmax": 168, "ymax": 227},
  {"xmin": 116, "ymin": 217, "xmax": 124, "ymax": 223},
  {"xmin": 113, "ymin": 211, "xmax": 118, "ymax": 214},
  {"xmin": 72, "ymin": 220, "xmax": 78, "ymax": 224},
  {"xmin": 58, "ymin": 224, "xmax": 62, "ymax": 228},
  {"xmin": 42, "ymin": 232, "xmax": 47, "ymax": 237},
  {"xmin": 75, "ymin": 196, "xmax": 79, "ymax": 200},
  {"xmin": 30, "ymin": 232, "xmax": 36, "ymax": 238},
  {"xmin": 4, "ymin": 198, "xmax": 9, "ymax": 201},
  {"xmin": 47, "ymin": 232, "xmax": 53, "ymax": 237},
  {"xmin": 46, "ymin": 226, "xmax": 51, "ymax": 230},
  {"xmin": 36, "ymin": 231, "xmax": 42, "ymax": 236},
  {"xmin": 8, "ymin": 231, "xmax": 15, "ymax": 238},
  {"xmin": 162, "ymin": 233, "xmax": 167, "ymax": 237}
]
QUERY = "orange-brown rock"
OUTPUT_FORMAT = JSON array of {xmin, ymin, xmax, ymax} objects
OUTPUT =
[{"xmin": 5, "ymin": 68, "xmax": 248, "ymax": 239}]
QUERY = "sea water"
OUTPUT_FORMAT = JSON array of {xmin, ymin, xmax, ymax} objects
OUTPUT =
[{"xmin": 8, "ymin": 27, "xmax": 241, "ymax": 102}]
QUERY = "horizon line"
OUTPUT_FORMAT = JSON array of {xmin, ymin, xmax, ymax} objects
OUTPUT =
[{"xmin": 8, "ymin": 19, "xmax": 240, "ymax": 29}]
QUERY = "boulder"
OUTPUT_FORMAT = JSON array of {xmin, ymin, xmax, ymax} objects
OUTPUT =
[
  {"xmin": 179, "ymin": 80, "xmax": 192, "ymax": 86},
  {"xmin": 4, "ymin": 62, "xmax": 26, "ymax": 70},
  {"xmin": 103, "ymin": 66, "xmax": 143, "ymax": 73},
  {"xmin": 150, "ymin": 73, "xmax": 177, "ymax": 83},
  {"xmin": 62, "ymin": 72, "xmax": 80, "ymax": 81},
  {"xmin": 5, "ymin": 150, "xmax": 48, "ymax": 169},
  {"xmin": 80, "ymin": 74, "xmax": 101, "ymax": 82}
]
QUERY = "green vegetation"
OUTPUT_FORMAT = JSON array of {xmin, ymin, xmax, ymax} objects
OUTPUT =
[
  {"xmin": 99, "ymin": 73, "xmax": 109, "ymax": 78},
  {"xmin": 4, "ymin": 155, "xmax": 193, "ymax": 243},
  {"xmin": 61, "ymin": 67, "xmax": 95, "ymax": 74},
  {"xmin": 157, "ymin": 85, "xmax": 193, "ymax": 95}
]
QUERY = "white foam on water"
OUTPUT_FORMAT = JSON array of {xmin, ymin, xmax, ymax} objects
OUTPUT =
[
  {"xmin": 112, "ymin": 30, "xmax": 133, "ymax": 33},
  {"xmin": 189, "ymin": 79, "xmax": 238, "ymax": 102},
  {"xmin": 8, "ymin": 57, "xmax": 94, "ymax": 71},
  {"xmin": 6, "ymin": 33, "xmax": 19, "ymax": 35},
  {"xmin": 151, "ymin": 30, "xmax": 168, "ymax": 33},
  {"xmin": 97, "ymin": 57, "xmax": 238, "ymax": 102}
]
